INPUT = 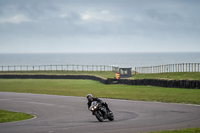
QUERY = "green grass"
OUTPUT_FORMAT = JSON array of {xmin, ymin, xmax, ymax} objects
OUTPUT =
[
  {"xmin": 133, "ymin": 72, "xmax": 200, "ymax": 80},
  {"xmin": 0, "ymin": 79, "xmax": 200, "ymax": 104},
  {"xmin": 0, "ymin": 71, "xmax": 116, "ymax": 78},
  {"xmin": 0, "ymin": 109, "xmax": 34, "ymax": 123},
  {"xmin": 148, "ymin": 127, "xmax": 200, "ymax": 133},
  {"xmin": 1, "ymin": 71, "xmax": 200, "ymax": 80}
]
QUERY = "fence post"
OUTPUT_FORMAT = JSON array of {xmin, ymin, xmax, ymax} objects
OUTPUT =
[
  {"xmin": 135, "ymin": 67, "xmax": 136, "ymax": 75},
  {"xmin": 164, "ymin": 65, "xmax": 165, "ymax": 73},
  {"xmin": 182, "ymin": 63, "xmax": 184, "ymax": 72},
  {"xmin": 168, "ymin": 64, "xmax": 169, "ymax": 72},
  {"xmin": 192, "ymin": 63, "xmax": 193, "ymax": 72},
  {"xmin": 153, "ymin": 66, "xmax": 155, "ymax": 73},
  {"xmin": 189, "ymin": 63, "xmax": 191, "ymax": 72},
  {"xmin": 158, "ymin": 66, "xmax": 159, "ymax": 73},
  {"xmin": 178, "ymin": 64, "xmax": 179, "ymax": 72},
  {"xmin": 180, "ymin": 63, "xmax": 182, "ymax": 72},
  {"xmin": 186, "ymin": 63, "xmax": 187, "ymax": 72}
]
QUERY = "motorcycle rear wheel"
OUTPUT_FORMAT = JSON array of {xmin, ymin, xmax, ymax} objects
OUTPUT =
[{"xmin": 108, "ymin": 112, "xmax": 114, "ymax": 121}]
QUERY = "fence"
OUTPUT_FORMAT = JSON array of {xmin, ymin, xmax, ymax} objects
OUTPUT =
[
  {"xmin": 0, "ymin": 64, "xmax": 119, "ymax": 72},
  {"xmin": 135, "ymin": 63, "xmax": 200, "ymax": 74}
]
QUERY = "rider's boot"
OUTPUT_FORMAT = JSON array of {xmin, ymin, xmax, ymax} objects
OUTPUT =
[{"xmin": 103, "ymin": 112, "xmax": 107, "ymax": 119}]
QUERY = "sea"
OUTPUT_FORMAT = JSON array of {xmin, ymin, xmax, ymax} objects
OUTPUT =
[{"xmin": 0, "ymin": 52, "xmax": 200, "ymax": 69}]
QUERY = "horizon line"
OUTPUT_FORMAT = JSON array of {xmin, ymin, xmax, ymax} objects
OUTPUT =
[{"xmin": 1, "ymin": 51, "xmax": 200, "ymax": 54}]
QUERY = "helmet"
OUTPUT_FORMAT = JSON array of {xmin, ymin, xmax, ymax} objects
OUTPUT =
[{"xmin": 86, "ymin": 94, "xmax": 93, "ymax": 101}]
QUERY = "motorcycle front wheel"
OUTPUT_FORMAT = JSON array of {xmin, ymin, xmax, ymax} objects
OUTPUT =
[{"xmin": 94, "ymin": 110, "xmax": 104, "ymax": 122}]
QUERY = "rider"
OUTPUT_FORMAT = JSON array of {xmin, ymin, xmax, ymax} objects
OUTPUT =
[{"xmin": 86, "ymin": 94, "xmax": 111, "ymax": 118}]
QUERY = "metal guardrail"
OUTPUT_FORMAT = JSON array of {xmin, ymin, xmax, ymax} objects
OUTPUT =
[
  {"xmin": 0, "ymin": 64, "xmax": 119, "ymax": 72},
  {"xmin": 135, "ymin": 63, "xmax": 200, "ymax": 73}
]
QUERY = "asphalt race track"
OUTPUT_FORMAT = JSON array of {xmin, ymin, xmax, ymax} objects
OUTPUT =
[{"xmin": 0, "ymin": 92, "xmax": 200, "ymax": 133}]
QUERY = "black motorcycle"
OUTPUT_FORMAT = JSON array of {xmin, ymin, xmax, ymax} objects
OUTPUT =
[{"xmin": 89, "ymin": 101, "xmax": 114, "ymax": 122}]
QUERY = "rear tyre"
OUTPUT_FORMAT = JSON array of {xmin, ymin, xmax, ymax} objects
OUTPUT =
[{"xmin": 108, "ymin": 112, "xmax": 114, "ymax": 121}]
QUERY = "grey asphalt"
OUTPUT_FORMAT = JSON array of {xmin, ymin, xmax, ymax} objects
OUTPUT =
[{"xmin": 0, "ymin": 92, "xmax": 200, "ymax": 133}]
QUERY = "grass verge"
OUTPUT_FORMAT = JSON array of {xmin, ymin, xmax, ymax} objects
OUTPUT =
[
  {"xmin": 1, "ymin": 71, "xmax": 200, "ymax": 80},
  {"xmin": 133, "ymin": 72, "xmax": 200, "ymax": 80},
  {"xmin": 0, "ymin": 79, "xmax": 200, "ymax": 105},
  {"xmin": 148, "ymin": 127, "xmax": 200, "ymax": 133},
  {"xmin": 0, "ymin": 71, "xmax": 116, "ymax": 78},
  {"xmin": 0, "ymin": 109, "xmax": 34, "ymax": 123}
]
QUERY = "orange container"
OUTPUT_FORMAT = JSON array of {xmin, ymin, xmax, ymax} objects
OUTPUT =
[{"xmin": 115, "ymin": 73, "xmax": 120, "ymax": 79}]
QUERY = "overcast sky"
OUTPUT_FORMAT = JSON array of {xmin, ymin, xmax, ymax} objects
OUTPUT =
[{"xmin": 0, "ymin": 0, "xmax": 200, "ymax": 53}]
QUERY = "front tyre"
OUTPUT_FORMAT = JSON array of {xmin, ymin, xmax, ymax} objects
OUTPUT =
[{"xmin": 94, "ymin": 110, "xmax": 104, "ymax": 122}]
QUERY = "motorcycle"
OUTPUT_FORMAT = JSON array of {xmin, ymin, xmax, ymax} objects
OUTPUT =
[{"xmin": 89, "ymin": 101, "xmax": 114, "ymax": 122}]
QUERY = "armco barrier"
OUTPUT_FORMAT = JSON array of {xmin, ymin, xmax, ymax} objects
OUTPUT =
[
  {"xmin": 107, "ymin": 78, "xmax": 200, "ymax": 89},
  {"xmin": 0, "ymin": 75, "xmax": 199, "ymax": 89}
]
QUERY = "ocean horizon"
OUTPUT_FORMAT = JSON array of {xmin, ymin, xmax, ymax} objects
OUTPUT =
[{"xmin": 0, "ymin": 52, "xmax": 200, "ymax": 68}]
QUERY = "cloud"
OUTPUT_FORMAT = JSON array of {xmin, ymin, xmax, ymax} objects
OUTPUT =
[
  {"xmin": 60, "ymin": 10, "xmax": 120, "ymax": 23},
  {"xmin": 146, "ymin": 9, "xmax": 184, "ymax": 23},
  {"xmin": 0, "ymin": 0, "xmax": 200, "ymax": 53},
  {"xmin": 0, "ymin": 14, "xmax": 31, "ymax": 24},
  {"xmin": 80, "ymin": 10, "xmax": 117, "ymax": 21}
]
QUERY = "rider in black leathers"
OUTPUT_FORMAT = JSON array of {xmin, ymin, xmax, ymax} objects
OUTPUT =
[{"xmin": 86, "ymin": 94, "xmax": 111, "ymax": 118}]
